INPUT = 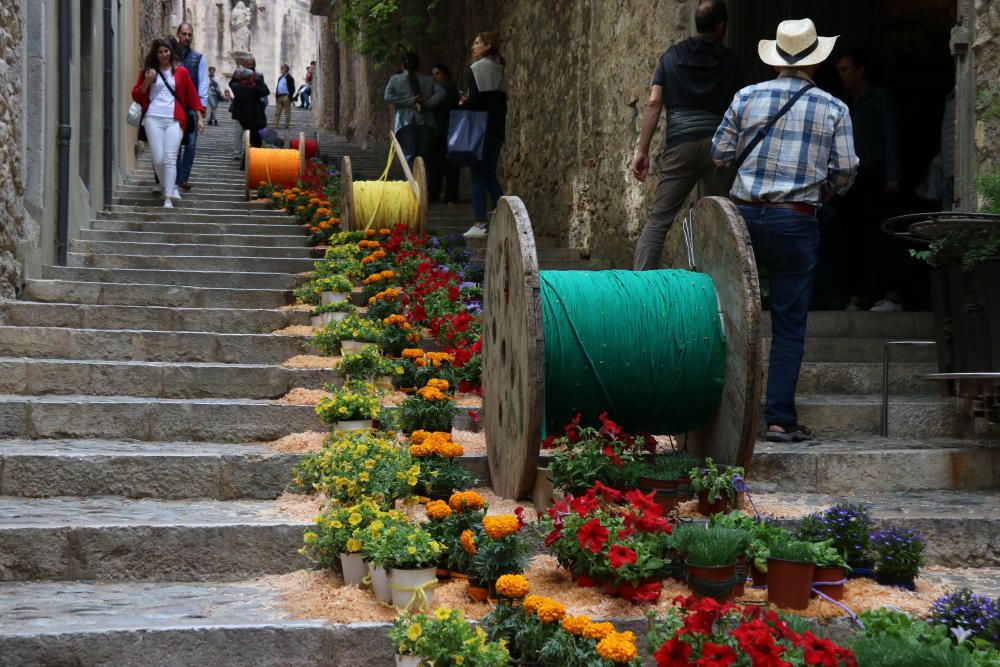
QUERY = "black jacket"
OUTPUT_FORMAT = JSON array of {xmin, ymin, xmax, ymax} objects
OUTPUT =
[
  {"xmin": 230, "ymin": 77, "xmax": 270, "ymax": 129},
  {"xmin": 276, "ymin": 73, "xmax": 295, "ymax": 100}
]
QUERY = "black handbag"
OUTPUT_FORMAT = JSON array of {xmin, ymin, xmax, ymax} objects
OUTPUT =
[{"xmin": 158, "ymin": 69, "xmax": 199, "ymax": 145}]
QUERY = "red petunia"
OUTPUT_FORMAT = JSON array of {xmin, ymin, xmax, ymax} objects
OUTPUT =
[
  {"xmin": 618, "ymin": 580, "xmax": 661, "ymax": 602},
  {"xmin": 799, "ymin": 632, "xmax": 843, "ymax": 667},
  {"xmin": 592, "ymin": 481, "xmax": 623, "ymax": 502},
  {"xmin": 602, "ymin": 445, "xmax": 624, "ymax": 466},
  {"xmin": 597, "ymin": 411, "xmax": 622, "ymax": 438},
  {"xmin": 608, "ymin": 545, "xmax": 638, "ymax": 569},
  {"xmin": 655, "ymin": 638, "xmax": 692, "ymax": 667},
  {"xmin": 625, "ymin": 488, "xmax": 662, "ymax": 516},
  {"xmin": 694, "ymin": 642, "xmax": 737, "ymax": 667},
  {"xmin": 577, "ymin": 518, "xmax": 609, "ymax": 554},
  {"xmin": 570, "ymin": 492, "xmax": 600, "ymax": 517}
]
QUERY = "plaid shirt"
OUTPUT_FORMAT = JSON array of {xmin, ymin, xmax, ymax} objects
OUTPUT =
[{"xmin": 712, "ymin": 71, "xmax": 859, "ymax": 204}]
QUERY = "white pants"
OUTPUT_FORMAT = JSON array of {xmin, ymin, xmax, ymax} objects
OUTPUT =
[{"xmin": 143, "ymin": 114, "xmax": 183, "ymax": 199}]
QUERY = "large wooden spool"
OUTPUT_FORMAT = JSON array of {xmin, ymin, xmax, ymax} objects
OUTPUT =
[
  {"xmin": 243, "ymin": 130, "xmax": 305, "ymax": 201},
  {"xmin": 340, "ymin": 135, "xmax": 428, "ymax": 233},
  {"xmin": 483, "ymin": 195, "xmax": 762, "ymax": 498}
]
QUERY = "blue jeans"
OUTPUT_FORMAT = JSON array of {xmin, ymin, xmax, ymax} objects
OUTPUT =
[
  {"xmin": 176, "ymin": 129, "xmax": 197, "ymax": 185},
  {"xmin": 300, "ymin": 86, "xmax": 311, "ymax": 109},
  {"xmin": 737, "ymin": 205, "xmax": 819, "ymax": 427},
  {"xmin": 471, "ymin": 139, "xmax": 503, "ymax": 223}
]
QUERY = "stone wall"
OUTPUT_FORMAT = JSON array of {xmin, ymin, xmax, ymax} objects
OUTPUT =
[
  {"xmin": 140, "ymin": 0, "xmax": 175, "ymax": 53},
  {"xmin": 0, "ymin": 0, "xmax": 27, "ymax": 297},
  {"xmin": 974, "ymin": 0, "xmax": 1000, "ymax": 184}
]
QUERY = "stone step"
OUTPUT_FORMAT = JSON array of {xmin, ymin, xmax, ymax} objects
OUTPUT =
[
  {"xmin": 80, "ymin": 228, "xmax": 308, "ymax": 248},
  {"xmin": 89, "ymin": 217, "xmax": 302, "ymax": 236},
  {"xmin": 0, "ymin": 394, "xmax": 321, "ymax": 442},
  {"xmin": 778, "ymin": 361, "xmax": 939, "ymax": 396},
  {"xmin": 0, "ymin": 439, "xmax": 299, "ymax": 499},
  {"xmin": 473, "ymin": 258, "xmax": 613, "ymax": 271},
  {"xmin": 0, "ymin": 358, "xmax": 328, "ymax": 399},
  {"xmin": 43, "ymin": 266, "xmax": 302, "ymax": 290},
  {"xmin": 0, "ymin": 301, "xmax": 308, "ymax": 333},
  {"xmin": 0, "ymin": 497, "xmax": 308, "ymax": 581},
  {"xmin": 793, "ymin": 394, "xmax": 961, "ymax": 438},
  {"xmin": 113, "ymin": 197, "xmax": 272, "ymax": 210},
  {"xmin": 763, "ymin": 310, "xmax": 935, "ymax": 339},
  {"xmin": 99, "ymin": 208, "xmax": 289, "ymax": 223},
  {"xmin": 71, "ymin": 239, "xmax": 314, "ymax": 259},
  {"xmin": 0, "ymin": 580, "xmax": 339, "ymax": 667},
  {"xmin": 752, "ymin": 489, "xmax": 1000, "ymax": 567},
  {"xmin": 762, "ymin": 337, "xmax": 937, "ymax": 363},
  {"xmin": 23, "ymin": 280, "xmax": 294, "ymax": 309},
  {"xmin": 117, "ymin": 184, "xmax": 251, "ymax": 201},
  {"xmin": 0, "ymin": 325, "xmax": 306, "ymax": 363},
  {"xmin": 749, "ymin": 436, "xmax": 1000, "ymax": 493},
  {"xmin": 66, "ymin": 252, "xmax": 316, "ymax": 274}
]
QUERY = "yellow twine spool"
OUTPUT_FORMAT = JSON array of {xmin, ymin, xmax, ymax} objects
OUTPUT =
[{"xmin": 352, "ymin": 142, "xmax": 421, "ymax": 231}]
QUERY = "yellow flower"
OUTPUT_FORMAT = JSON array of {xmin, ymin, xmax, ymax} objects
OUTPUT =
[
  {"xmin": 523, "ymin": 595, "xmax": 550, "ymax": 613},
  {"xmin": 425, "ymin": 500, "xmax": 452, "ymax": 520},
  {"xmin": 494, "ymin": 574, "xmax": 530, "ymax": 598},
  {"xmin": 454, "ymin": 656, "xmax": 463, "ymax": 665},
  {"xmin": 406, "ymin": 622, "xmax": 422, "ymax": 642},
  {"xmin": 303, "ymin": 531, "xmax": 318, "ymax": 543},
  {"xmin": 434, "ymin": 607, "xmax": 452, "ymax": 621},
  {"xmin": 348, "ymin": 512, "xmax": 363, "ymax": 526},
  {"xmin": 583, "ymin": 621, "xmax": 615, "ymax": 641},
  {"xmin": 358, "ymin": 472, "xmax": 369, "ymax": 482},
  {"xmin": 535, "ymin": 600, "xmax": 566, "ymax": 624},
  {"xmin": 561, "ymin": 615, "xmax": 590, "ymax": 636},
  {"xmin": 460, "ymin": 529, "xmax": 477, "ymax": 555},
  {"xmin": 483, "ymin": 515, "xmax": 520, "ymax": 540},
  {"xmin": 331, "ymin": 521, "xmax": 343, "ymax": 529},
  {"xmin": 407, "ymin": 545, "xmax": 417, "ymax": 555},
  {"xmin": 346, "ymin": 538, "xmax": 363, "ymax": 552},
  {"xmin": 407, "ymin": 475, "xmax": 418, "ymax": 486},
  {"xmin": 596, "ymin": 632, "xmax": 638, "ymax": 663}
]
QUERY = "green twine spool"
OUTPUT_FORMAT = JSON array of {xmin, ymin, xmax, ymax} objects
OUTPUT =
[{"xmin": 540, "ymin": 269, "xmax": 726, "ymax": 435}]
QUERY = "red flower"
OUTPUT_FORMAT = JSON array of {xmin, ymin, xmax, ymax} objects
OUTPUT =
[
  {"xmin": 625, "ymin": 489, "xmax": 662, "ymax": 516},
  {"xmin": 602, "ymin": 445, "xmax": 623, "ymax": 466},
  {"xmin": 563, "ymin": 413, "xmax": 582, "ymax": 443},
  {"xmin": 799, "ymin": 632, "xmax": 844, "ymax": 666},
  {"xmin": 513, "ymin": 506, "xmax": 526, "ymax": 528},
  {"xmin": 570, "ymin": 492, "xmax": 600, "ymax": 517},
  {"xmin": 544, "ymin": 528, "xmax": 562, "ymax": 547},
  {"xmin": 597, "ymin": 411, "xmax": 622, "ymax": 438},
  {"xmin": 680, "ymin": 611, "xmax": 717, "ymax": 637},
  {"xmin": 609, "ymin": 545, "xmax": 638, "ymax": 569},
  {"xmin": 617, "ymin": 526, "xmax": 637, "ymax": 540},
  {"xmin": 655, "ymin": 638, "xmax": 692, "ymax": 667},
  {"xmin": 574, "ymin": 574, "xmax": 597, "ymax": 588},
  {"xmin": 577, "ymin": 518, "xmax": 609, "ymax": 554},
  {"xmin": 592, "ymin": 481, "xmax": 623, "ymax": 502},
  {"xmin": 618, "ymin": 580, "xmax": 661, "ymax": 602},
  {"xmin": 694, "ymin": 642, "xmax": 737, "ymax": 667}
]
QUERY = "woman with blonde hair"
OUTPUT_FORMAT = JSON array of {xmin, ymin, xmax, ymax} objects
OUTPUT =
[
  {"xmin": 461, "ymin": 32, "xmax": 508, "ymax": 239},
  {"xmin": 131, "ymin": 36, "xmax": 204, "ymax": 208}
]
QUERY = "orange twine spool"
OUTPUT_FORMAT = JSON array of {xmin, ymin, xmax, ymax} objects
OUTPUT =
[{"xmin": 247, "ymin": 146, "xmax": 301, "ymax": 189}]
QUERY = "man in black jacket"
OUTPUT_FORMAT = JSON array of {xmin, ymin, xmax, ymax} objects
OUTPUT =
[
  {"xmin": 230, "ymin": 67, "xmax": 270, "ymax": 169},
  {"xmin": 631, "ymin": 0, "xmax": 743, "ymax": 270}
]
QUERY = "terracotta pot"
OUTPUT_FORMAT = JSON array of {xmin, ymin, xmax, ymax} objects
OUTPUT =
[
  {"xmin": 734, "ymin": 556, "xmax": 748, "ymax": 597},
  {"xmin": 685, "ymin": 561, "xmax": 738, "ymax": 601},
  {"xmin": 767, "ymin": 558, "xmax": 815, "ymax": 610},
  {"xmin": 436, "ymin": 567, "xmax": 452, "ymax": 582},
  {"xmin": 696, "ymin": 490, "xmax": 733, "ymax": 516},
  {"xmin": 467, "ymin": 580, "xmax": 489, "ymax": 603},
  {"xmin": 812, "ymin": 566, "xmax": 846, "ymax": 600},
  {"xmin": 450, "ymin": 571, "xmax": 468, "ymax": 581},
  {"xmin": 750, "ymin": 562, "xmax": 768, "ymax": 588}
]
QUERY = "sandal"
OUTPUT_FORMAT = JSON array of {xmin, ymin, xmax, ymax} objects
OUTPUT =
[{"xmin": 766, "ymin": 423, "xmax": 813, "ymax": 443}]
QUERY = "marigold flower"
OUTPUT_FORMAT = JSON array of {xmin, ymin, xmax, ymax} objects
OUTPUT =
[
  {"xmin": 483, "ymin": 515, "xmax": 520, "ymax": 540},
  {"xmin": 410, "ymin": 429, "xmax": 430, "ymax": 444},
  {"xmin": 583, "ymin": 621, "xmax": 615, "ymax": 641},
  {"xmin": 365, "ymin": 229, "xmax": 377, "ymax": 237},
  {"xmin": 561, "ymin": 615, "xmax": 590, "ymax": 636},
  {"xmin": 523, "ymin": 595, "xmax": 550, "ymax": 613},
  {"xmin": 426, "ymin": 378, "xmax": 450, "ymax": 391},
  {"xmin": 460, "ymin": 529, "xmax": 477, "ymax": 555},
  {"xmin": 417, "ymin": 386, "xmax": 449, "ymax": 401},
  {"xmin": 494, "ymin": 574, "xmax": 530, "ymax": 598},
  {"xmin": 383, "ymin": 314, "xmax": 408, "ymax": 327},
  {"xmin": 409, "ymin": 444, "xmax": 431, "ymax": 457},
  {"xmin": 378, "ymin": 228, "xmax": 391, "ymax": 235},
  {"xmin": 402, "ymin": 348, "xmax": 425, "ymax": 359},
  {"xmin": 596, "ymin": 631, "xmax": 638, "ymax": 663},
  {"xmin": 535, "ymin": 600, "xmax": 566, "ymax": 624},
  {"xmin": 425, "ymin": 500, "xmax": 452, "ymax": 520},
  {"xmin": 449, "ymin": 491, "xmax": 485, "ymax": 512}
]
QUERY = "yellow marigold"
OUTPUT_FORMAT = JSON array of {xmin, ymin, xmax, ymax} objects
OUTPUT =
[
  {"xmin": 365, "ymin": 229, "xmax": 377, "ymax": 237},
  {"xmin": 536, "ymin": 600, "xmax": 566, "ymax": 624},
  {"xmin": 523, "ymin": 595, "xmax": 550, "ymax": 614},
  {"xmin": 494, "ymin": 574, "xmax": 529, "ymax": 598},
  {"xmin": 402, "ymin": 348, "xmax": 425, "ymax": 359},
  {"xmin": 425, "ymin": 500, "xmax": 452, "ymax": 520},
  {"xmin": 448, "ymin": 490, "xmax": 485, "ymax": 512},
  {"xmin": 483, "ymin": 515, "xmax": 520, "ymax": 540},
  {"xmin": 434, "ymin": 442, "xmax": 464, "ymax": 458},
  {"xmin": 426, "ymin": 378, "xmax": 450, "ymax": 391},
  {"xmin": 583, "ymin": 622, "xmax": 616, "ymax": 641},
  {"xmin": 460, "ymin": 529, "xmax": 477, "ymax": 555},
  {"xmin": 425, "ymin": 352, "xmax": 455, "ymax": 368},
  {"xmin": 561, "ymin": 615, "xmax": 591, "ymax": 636},
  {"xmin": 409, "ymin": 444, "xmax": 431, "ymax": 457},
  {"xmin": 416, "ymin": 386, "xmax": 450, "ymax": 401},
  {"xmin": 415, "ymin": 358, "xmax": 427, "ymax": 367},
  {"xmin": 596, "ymin": 632, "xmax": 638, "ymax": 663},
  {"xmin": 410, "ymin": 429, "xmax": 430, "ymax": 444}
]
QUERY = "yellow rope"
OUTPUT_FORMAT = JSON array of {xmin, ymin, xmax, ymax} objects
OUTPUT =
[
  {"xmin": 389, "ymin": 575, "xmax": 437, "ymax": 612},
  {"xmin": 353, "ymin": 142, "xmax": 420, "ymax": 231}
]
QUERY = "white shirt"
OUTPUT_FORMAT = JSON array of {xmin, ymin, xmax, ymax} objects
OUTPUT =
[{"xmin": 147, "ymin": 68, "xmax": 177, "ymax": 118}]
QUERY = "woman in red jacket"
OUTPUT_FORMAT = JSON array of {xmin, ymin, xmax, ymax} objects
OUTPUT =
[{"xmin": 132, "ymin": 37, "xmax": 205, "ymax": 208}]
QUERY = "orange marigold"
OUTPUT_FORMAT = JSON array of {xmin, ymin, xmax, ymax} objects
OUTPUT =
[
  {"xmin": 425, "ymin": 500, "xmax": 452, "ymax": 520},
  {"xmin": 383, "ymin": 314, "xmax": 409, "ymax": 328},
  {"xmin": 460, "ymin": 529, "xmax": 477, "ymax": 555},
  {"xmin": 426, "ymin": 378, "xmax": 449, "ymax": 391},
  {"xmin": 494, "ymin": 574, "xmax": 529, "ymax": 598},
  {"xmin": 523, "ymin": 595, "xmax": 550, "ymax": 613},
  {"xmin": 409, "ymin": 444, "xmax": 431, "ymax": 457},
  {"xmin": 402, "ymin": 349, "xmax": 425, "ymax": 359},
  {"xmin": 365, "ymin": 229, "xmax": 377, "ymax": 237},
  {"xmin": 561, "ymin": 615, "xmax": 591, "ymax": 636},
  {"xmin": 536, "ymin": 600, "xmax": 566, "ymax": 624},
  {"xmin": 583, "ymin": 622, "xmax": 616, "ymax": 641},
  {"xmin": 416, "ymin": 386, "xmax": 450, "ymax": 401},
  {"xmin": 483, "ymin": 515, "xmax": 520, "ymax": 540},
  {"xmin": 410, "ymin": 429, "xmax": 430, "ymax": 444},
  {"xmin": 448, "ymin": 490, "xmax": 485, "ymax": 512},
  {"xmin": 378, "ymin": 228, "xmax": 391, "ymax": 235},
  {"xmin": 596, "ymin": 632, "xmax": 638, "ymax": 663}
]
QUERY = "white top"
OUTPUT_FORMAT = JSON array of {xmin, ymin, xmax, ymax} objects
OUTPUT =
[{"xmin": 147, "ymin": 68, "xmax": 177, "ymax": 118}]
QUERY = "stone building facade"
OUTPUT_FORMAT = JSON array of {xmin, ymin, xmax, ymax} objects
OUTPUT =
[{"xmin": 0, "ymin": 2, "xmax": 30, "ymax": 298}]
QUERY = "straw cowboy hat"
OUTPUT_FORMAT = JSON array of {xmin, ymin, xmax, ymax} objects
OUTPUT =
[{"xmin": 758, "ymin": 19, "xmax": 838, "ymax": 68}]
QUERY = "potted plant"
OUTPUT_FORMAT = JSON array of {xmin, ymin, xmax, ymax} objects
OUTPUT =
[
  {"xmin": 310, "ymin": 314, "xmax": 382, "ymax": 356},
  {"xmin": 796, "ymin": 503, "xmax": 876, "ymax": 576},
  {"xmin": 388, "ymin": 612, "xmax": 425, "ymax": 667},
  {"xmin": 316, "ymin": 274, "xmax": 353, "ymax": 305},
  {"xmin": 389, "ymin": 609, "xmax": 511, "ymax": 667},
  {"xmin": 379, "ymin": 314, "xmax": 420, "ymax": 357},
  {"xmin": 310, "ymin": 301, "xmax": 357, "ymax": 328},
  {"xmin": 545, "ymin": 415, "xmax": 648, "ymax": 495},
  {"xmin": 397, "ymin": 380, "xmax": 458, "ymax": 433},
  {"xmin": 408, "ymin": 430, "xmax": 477, "ymax": 499},
  {"xmin": 688, "ymin": 458, "xmax": 745, "ymax": 516},
  {"xmin": 423, "ymin": 493, "xmax": 484, "ymax": 578},
  {"xmin": 766, "ymin": 538, "xmax": 816, "ymax": 610},
  {"xmin": 810, "ymin": 539, "xmax": 850, "ymax": 601},
  {"xmin": 336, "ymin": 345, "xmax": 401, "ymax": 389},
  {"xmin": 315, "ymin": 382, "xmax": 382, "ymax": 431},
  {"xmin": 638, "ymin": 453, "xmax": 699, "ymax": 512},
  {"xmin": 385, "ymin": 522, "xmax": 445, "ymax": 612},
  {"xmin": 468, "ymin": 513, "xmax": 530, "ymax": 599},
  {"xmin": 358, "ymin": 513, "xmax": 411, "ymax": 604},
  {"xmin": 872, "ymin": 526, "xmax": 926, "ymax": 590},
  {"xmin": 680, "ymin": 526, "xmax": 749, "ymax": 601},
  {"xmin": 366, "ymin": 286, "xmax": 403, "ymax": 321}
]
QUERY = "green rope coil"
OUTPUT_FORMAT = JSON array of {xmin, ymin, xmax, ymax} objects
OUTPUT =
[{"xmin": 540, "ymin": 269, "xmax": 725, "ymax": 435}]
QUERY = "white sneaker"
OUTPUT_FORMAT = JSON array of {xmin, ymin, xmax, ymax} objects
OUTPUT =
[
  {"xmin": 163, "ymin": 199, "xmax": 173, "ymax": 209},
  {"xmin": 463, "ymin": 223, "xmax": 488, "ymax": 239},
  {"xmin": 171, "ymin": 189, "xmax": 181, "ymax": 200},
  {"xmin": 870, "ymin": 299, "xmax": 903, "ymax": 312}
]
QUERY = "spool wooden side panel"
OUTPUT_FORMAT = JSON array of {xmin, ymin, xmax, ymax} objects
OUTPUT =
[
  {"xmin": 243, "ymin": 130, "xmax": 251, "ymax": 201},
  {"xmin": 412, "ymin": 156, "xmax": 429, "ymax": 233},
  {"xmin": 664, "ymin": 196, "xmax": 762, "ymax": 470},
  {"xmin": 483, "ymin": 196, "xmax": 544, "ymax": 499},
  {"xmin": 341, "ymin": 156, "xmax": 354, "ymax": 231}
]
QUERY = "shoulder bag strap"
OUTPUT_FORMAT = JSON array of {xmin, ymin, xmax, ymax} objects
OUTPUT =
[
  {"xmin": 734, "ymin": 83, "xmax": 814, "ymax": 170},
  {"xmin": 157, "ymin": 68, "xmax": 189, "ymax": 112}
]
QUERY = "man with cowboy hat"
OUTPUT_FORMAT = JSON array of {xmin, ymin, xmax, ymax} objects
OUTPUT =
[{"xmin": 712, "ymin": 18, "xmax": 859, "ymax": 443}]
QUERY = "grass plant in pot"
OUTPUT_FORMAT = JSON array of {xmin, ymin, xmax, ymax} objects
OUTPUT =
[
  {"xmin": 679, "ymin": 526, "xmax": 749, "ymax": 601},
  {"xmin": 811, "ymin": 540, "xmax": 851, "ymax": 601},
  {"xmin": 315, "ymin": 381, "xmax": 381, "ymax": 432},
  {"xmin": 638, "ymin": 453, "xmax": 700, "ymax": 513},
  {"xmin": 707, "ymin": 511, "xmax": 788, "ymax": 595},
  {"xmin": 872, "ymin": 526, "xmax": 926, "ymax": 590},
  {"xmin": 688, "ymin": 457, "xmax": 744, "ymax": 516},
  {"xmin": 766, "ymin": 538, "xmax": 817, "ymax": 610}
]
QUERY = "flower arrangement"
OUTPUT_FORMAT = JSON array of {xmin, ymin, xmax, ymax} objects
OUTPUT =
[
  {"xmin": 336, "ymin": 345, "xmax": 399, "ymax": 383},
  {"xmin": 357, "ymin": 512, "xmax": 412, "ymax": 570},
  {"xmin": 468, "ymin": 512, "xmax": 530, "ymax": 587},
  {"xmin": 310, "ymin": 301, "xmax": 358, "ymax": 317},
  {"xmin": 311, "ymin": 314, "xmax": 383, "ymax": 356},
  {"xmin": 545, "ymin": 413, "xmax": 652, "ymax": 494},
  {"xmin": 409, "ymin": 430, "xmax": 476, "ymax": 498},
  {"xmin": 871, "ymin": 526, "xmax": 926, "ymax": 584},
  {"xmin": 389, "ymin": 609, "xmax": 510, "ymax": 666},
  {"xmin": 796, "ymin": 503, "xmax": 876, "ymax": 568},
  {"xmin": 315, "ymin": 382, "xmax": 381, "ymax": 424},
  {"xmin": 398, "ymin": 380, "xmax": 457, "ymax": 433},
  {"xmin": 424, "ymin": 493, "xmax": 485, "ymax": 573},
  {"xmin": 300, "ymin": 499, "xmax": 401, "ymax": 566},
  {"xmin": 647, "ymin": 595, "xmax": 856, "ymax": 666},
  {"xmin": 366, "ymin": 286, "xmax": 404, "ymax": 320},
  {"xmin": 380, "ymin": 313, "xmax": 420, "ymax": 356},
  {"xmin": 380, "ymin": 521, "xmax": 445, "ymax": 570},
  {"xmin": 929, "ymin": 589, "xmax": 1000, "ymax": 647},
  {"xmin": 688, "ymin": 457, "xmax": 745, "ymax": 511},
  {"xmin": 291, "ymin": 432, "xmax": 418, "ymax": 505},
  {"xmin": 314, "ymin": 274, "xmax": 353, "ymax": 295}
]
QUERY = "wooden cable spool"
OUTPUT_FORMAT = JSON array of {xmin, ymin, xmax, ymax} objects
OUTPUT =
[
  {"xmin": 339, "ymin": 134, "xmax": 428, "ymax": 233},
  {"xmin": 243, "ymin": 129, "xmax": 305, "ymax": 201},
  {"xmin": 482, "ymin": 195, "xmax": 762, "ymax": 499},
  {"xmin": 290, "ymin": 131, "xmax": 319, "ymax": 159}
]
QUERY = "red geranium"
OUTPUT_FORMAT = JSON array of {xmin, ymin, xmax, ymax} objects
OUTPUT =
[
  {"xmin": 608, "ymin": 545, "xmax": 637, "ymax": 569},
  {"xmin": 577, "ymin": 518, "xmax": 609, "ymax": 554},
  {"xmin": 655, "ymin": 638, "xmax": 692, "ymax": 667},
  {"xmin": 694, "ymin": 642, "xmax": 737, "ymax": 667}
]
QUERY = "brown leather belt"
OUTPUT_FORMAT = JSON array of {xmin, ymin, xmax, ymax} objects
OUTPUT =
[{"xmin": 732, "ymin": 198, "xmax": 817, "ymax": 216}]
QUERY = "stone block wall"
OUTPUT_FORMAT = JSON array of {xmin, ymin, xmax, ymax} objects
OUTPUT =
[
  {"xmin": 0, "ymin": 0, "xmax": 28, "ymax": 297},
  {"xmin": 974, "ymin": 0, "xmax": 1000, "ymax": 183}
]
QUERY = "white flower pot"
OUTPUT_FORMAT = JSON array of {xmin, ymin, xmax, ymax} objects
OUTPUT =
[
  {"xmin": 369, "ymin": 562, "xmax": 392, "ymax": 603},
  {"xmin": 329, "ymin": 311, "xmax": 347, "ymax": 323},
  {"xmin": 374, "ymin": 375, "xmax": 395, "ymax": 391},
  {"xmin": 340, "ymin": 340, "xmax": 369, "ymax": 355},
  {"xmin": 310, "ymin": 315, "xmax": 324, "ymax": 329},
  {"xmin": 340, "ymin": 552, "xmax": 367, "ymax": 587},
  {"xmin": 321, "ymin": 291, "xmax": 349, "ymax": 305},
  {"xmin": 395, "ymin": 656, "xmax": 421, "ymax": 667},
  {"xmin": 334, "ymin": 419, "xmax": 374, "ymax": 434},
  {"xmin": 390, "ymin": 567, "xmax": 437, "ymax": 612}
]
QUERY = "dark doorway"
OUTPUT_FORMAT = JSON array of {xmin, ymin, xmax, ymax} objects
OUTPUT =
[{"xmin": 725, "ymin": 0, "xmax": 957, "ymax": 311}]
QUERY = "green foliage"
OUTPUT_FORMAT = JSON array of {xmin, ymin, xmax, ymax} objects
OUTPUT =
[
  {"xmin": 389, "ymin": 609, "xmax": 510, "ymax": 666},
  {"xmin": 768, "ymin": 537, "xmax": 816, "ymax": 564},
  {"xmin": 688, "ymin": 457, "xmax": 745, "ymax": 504},
  {"xmin": 337, "ymin": 0, "xmax": 444, "ymax": 66},
  {"xmin": 315, "ymin": 381, "xmax": 382, "ymax": 423},
  {"xmin": 415, "ymin": 456, "xmax": 477, "ymax": 497},
  {"xmin": 640, "ymin": 453, "xmax": 700, "ymax": 481},
  {"xmin": 681, "ymin": 526, "xmax": 749, "ymax": 567},
  {"xmin": 854, "ymin": 608, "xmax": 1000, "ymax": 667},
  {"xmin": 976, "ymin": 167, "xmax": 1000, "ymax": 214}
]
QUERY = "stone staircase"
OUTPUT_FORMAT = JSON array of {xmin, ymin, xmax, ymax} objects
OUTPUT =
[{"xmin": 0, "ymin": 115, "xmax": 997, "ymax": 665}]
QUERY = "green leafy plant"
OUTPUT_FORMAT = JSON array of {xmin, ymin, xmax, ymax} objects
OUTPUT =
[
  {"xmin": 311, "ymin": 314, "xmax": 382, "ymax": 356},
  {"xmin": 682, "ymin": 527, "xmax": 749, "ymax": 567},
  {"xmin": 768, "ymin": 537, "xmax": 817, "ymax": 564},
  {"xmin": 383, "ymin": 521, "xmax": 445, "ymax": 569},
  {"xmin": 389, "ymin": 608, "xmax": 510, "ymax": 665},
  {"xmin": 811, "ymin": 539, "xmax": 851, "ymax": 570},
  {"xmin": 397, "ymin": 380, "xmax": 457, "ymax": 432},
  {"xmin": 640, "ymin": 453, "xmax": 700, "ymax": 481},
  {"xmin": 688, "ymin": 457, "xmax": 744, "ymax": 504},
  {"xmin": 314, "ymin": 274, "xmax": 353, "ymax": 294},
  {"xmin": 336, "ymin": 346, "xmax": 395, "ymax": 382},
  {"xmin": 358, "ymin": 512, "xmax": 412, "ymax": 569},
  {"xmin": 310, "ymin": 301, "xmax": 357, "ymax": 317},
  {"xmin": 469, "ymin": 514, "xmax": 530, "ymax": 585},
  {"xmin": 854, "ymin": 608, "xmax": 1000, "ymax": 667},
  {"xmin": 709, "ymin": 511, "xmax": 790, "ymax": 572},
  {"xmin": 300, "ymin": 500, "xmax": 402, "ymax": 567},
  {"xmin": 337, "ymin": 0, "xmax": 445, "ymax": 65}
]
